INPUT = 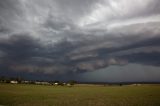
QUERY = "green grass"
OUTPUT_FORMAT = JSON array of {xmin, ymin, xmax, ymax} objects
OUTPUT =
[{"xmin": 0, "ymin": 84, "xmax": 160, "ymax": 106}]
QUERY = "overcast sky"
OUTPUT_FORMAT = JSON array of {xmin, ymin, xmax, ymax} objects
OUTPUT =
[{"xmin": 0, "ymin": 0, "xmax": 160, "ymax": 82}]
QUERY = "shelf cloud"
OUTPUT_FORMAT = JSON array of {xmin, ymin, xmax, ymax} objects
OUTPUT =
[{"xmin": 0, "ymin": 0, "xmax": 160, "ymax": 81}]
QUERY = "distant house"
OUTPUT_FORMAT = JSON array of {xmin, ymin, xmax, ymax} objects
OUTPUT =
[
  {"xmin": 132, "ymin": 84, "xmax": 141, "ymax": 86},
  {"xmin": 54, "ymin": 82, "xmax": 59, "ymax": 85},
  {"xmin": 41, "ymin": 82, "xmax": 50, "ymax": 85},
  {"xmin": 67, "ymin": 83, "xmax": 72, "ymax": 87},
  {"xmin": 10, "ymin": 80, "xmax": 18, "ymax": 84},
  {"xmin": 35, "ymin": 81, "xmax": 50, "ymax": 85},
  {"xmin": 35, "ymin": 81, "xmax": 41, "ymax": 85}
]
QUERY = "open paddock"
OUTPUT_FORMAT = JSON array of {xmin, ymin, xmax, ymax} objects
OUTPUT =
[{"xmin": 0, "ymin": 83, "xmax": 160, "ymax": 106}]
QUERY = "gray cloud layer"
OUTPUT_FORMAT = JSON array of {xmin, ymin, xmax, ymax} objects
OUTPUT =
[{"xmin": 0, "ymin": 0, "xmax": 160, "ymax": 76}]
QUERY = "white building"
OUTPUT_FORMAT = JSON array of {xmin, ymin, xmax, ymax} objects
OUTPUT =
[
  {"xmin": 54, "ymin": 83, "xmax": 59, "ymax": 85},
  {"xmin": 10, "ymin": 80, "xmax": 18, "ymax": 84}
]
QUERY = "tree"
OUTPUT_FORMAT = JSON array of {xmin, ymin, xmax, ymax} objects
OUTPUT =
[
  {"xmin": 68, "ymin": 80, "xmax": 77, "ymax": 85},
  {"xmin": 0, "ymin": 76, "xmax": 5, "ymax": 82}
]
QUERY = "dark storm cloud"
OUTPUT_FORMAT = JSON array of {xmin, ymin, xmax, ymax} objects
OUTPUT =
[
  {"xmin": 0, "ymin": 32, "xmax": 160, "ymax": 75},
  {"xmin": 0, "ymin": 34, "xmax": 42, "ymax": 72},
  {"xmin": 119, "ymin": 52, "xmax": 160, "ymax": 66},
  {"xmin": 69, "ymin": 36, "xmax": 160, "ymax": 71},
  {"xmin": 0, "ymin": 0, "xmax": 160, "ymax": 77},
  {"xmin": 0, "ymin": 34, "xmax": 83, "ymax": 74},
  {"xmin": 95, "ymin": 37, "xmax": 160, "ymax": 66}
]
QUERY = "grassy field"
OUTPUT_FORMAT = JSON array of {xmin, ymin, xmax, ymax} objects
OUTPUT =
[{"xmin": 0, "ymin": 84, "xmax": 160, "ymax": 106}]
